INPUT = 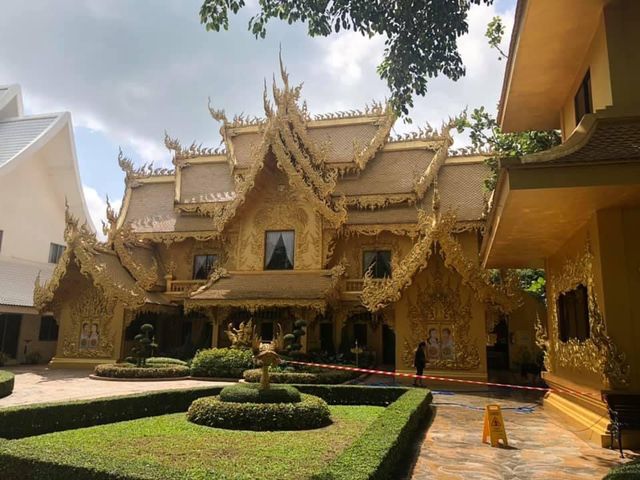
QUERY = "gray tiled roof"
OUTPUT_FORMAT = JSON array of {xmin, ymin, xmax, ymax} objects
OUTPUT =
[
  {"xmin": 0, "ymin": 257, "xmax": 55, "ymax": 308},
  {"xmin": 0, "ymin": 115, "xmax": 58, "ymax": 167}
]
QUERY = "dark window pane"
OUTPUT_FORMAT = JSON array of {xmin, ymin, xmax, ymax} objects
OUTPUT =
[
  {"xmin": 38, "ymin": 316, "xmax": 59, "ymax": 341},
  {"xmin": 574, "ymin": 71, "xmax": 593, "ymax": 125},
  {"xmin": 193, "ymin": 254, "xmax": 218, "ymax": 280},
  {"xmin": 265, "ymin": 231, "xmax": 294, "ymax": 270},
  {"xmin": 48, "ymin": 243, "xmax": 65, "ymax": 264},
  {"xmin": 363, "ymin": 250, "xmax": 392, "ymax": 278},
  {"xmin": 558, "ymin": 284, "xmax": 590, "ymax": 342},
  {"xmin": 353, "ymin": 323, "xmax": 367, "ymax": 347}
]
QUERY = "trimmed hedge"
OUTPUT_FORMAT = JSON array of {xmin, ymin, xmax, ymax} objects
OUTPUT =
[
  {"xmin": 312, "ymin": 388, "xmax": 433, "ymax": 480},
  {"xmin": 0, "ymin": 387, "xmax": 222, "ymax": 439},
  {"xmin": 605, "ymin": 459, "xmax": 640, "ymax": 480},
  {"xmin": 190, "ymin": 348, "xmax": 254, "ymax": 378},
  {"xmin": 187, "ymin": 393, "xmax": 331, "ymax": 431},
  {"xmin": 295, "ymin": 385, "xmax": 407, "ymax": 406},
  {"xmin": 219, "ymin": 383, "xmax": 301, "ymax": 404},
  {"xmin": 243, "ymin": 367, "xmax": 357, "ymax": 385},
  {"xmin": 0, "ymin": 370, "xmax": 14, "ymax": 399},
  {"xmin": 93, "ymin": 363, "xmax": 189, "ymax": 379},
  {"xmin": 146, "ymin": 357, "xmax": 188, "ymax": 366},
  {"xmin": 0, "ymin": 384, "xmax": 411, "ymax": 440}
]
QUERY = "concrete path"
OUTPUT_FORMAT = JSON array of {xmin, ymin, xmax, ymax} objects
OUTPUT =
[
  {"xmin": 409, "ymin": 389, "xmax": 637, "ymax": 480},
  {"xmin": 0, "ymin": 365, "xmax": 233, "ymax": 408}
]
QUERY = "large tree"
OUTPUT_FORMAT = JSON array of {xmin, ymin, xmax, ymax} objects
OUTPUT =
[{"xmin": 200, "ymin": 0, "xmax": 493, "ymax": 115}]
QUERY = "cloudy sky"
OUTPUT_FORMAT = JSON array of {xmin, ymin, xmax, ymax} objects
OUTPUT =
[{"xmin": 0, "ymin": 0, "xmax": 515, "ymax": 234}]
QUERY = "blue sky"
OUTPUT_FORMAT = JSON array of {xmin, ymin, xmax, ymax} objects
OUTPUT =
[{"xmin": 0, "ymin": 0, "xmax": 516, "ymax": 235}]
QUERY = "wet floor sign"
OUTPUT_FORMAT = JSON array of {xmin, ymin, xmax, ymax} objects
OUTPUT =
[{"xmin": 482, "ymin": 404, "xmax": 508, "ymax": 447}]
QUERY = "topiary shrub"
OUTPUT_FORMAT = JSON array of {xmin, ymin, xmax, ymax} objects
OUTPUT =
[
  {"xmin": 243, "ymin": 367, "xmax": 357, "ymax": 385},
  {"xmin": 219, "ymin": 383, "xmax": 301, "ymax": 404},
  {"xmin": 145, "ymin": 357, "xmax": 188, "ymax": 367},
  {"xmin": 190, "ymin": 348, "xmax": 254, "ymax": 378},
  {"xmin": 93, "ymin": 363, "xmax": 189, "ymax": 379},
  {"xmin": 283, "ymin": 319, "xmax": 307, "ymax": 353},
  {"xmin": 187, "ymin": 393, "xmax": 331, "ymax": 431},
  {"xmin": 0, "ymin": 370, "xmax": 14, "ymax": 399}
]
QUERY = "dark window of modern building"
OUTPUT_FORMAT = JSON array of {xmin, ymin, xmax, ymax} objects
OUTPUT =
[
  {"xmin": 48, "ymin": 243, "xmax": 65, "ymax": 264},
  {"xmin": 192, "ymin": 254, "xmax": 218, "ymax": 280},
  {"xmin": 362, "ymin": 250, "xmax": 392, "ymax": 278},
  {"xmin": 574, "ymin": 70, "xmax": 593, "ymax": 126},
  {"xmin": 557, "ymin": 284, "xmax": 590, "ymax": 342},
  {"xmin": 38, "ymin": 316, "xmax": 59, "ymax": 341},
  {"xmin": 264, "ymin": 231, "xmax": 294, "ymax": 270}
]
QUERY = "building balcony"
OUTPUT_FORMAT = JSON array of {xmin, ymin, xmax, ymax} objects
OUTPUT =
[
  {"xmin": 165, "ymin": 279, "xmax": 206, "ymax": 296},
  {"xmin": 340, "ymin": 278, "xmax": 383, "ymax": 301}
]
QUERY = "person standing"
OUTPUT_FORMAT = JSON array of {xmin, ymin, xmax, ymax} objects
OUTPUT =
[{"xmin": 413, "ymin": 341, "xmax": 426, "ymax": 387}]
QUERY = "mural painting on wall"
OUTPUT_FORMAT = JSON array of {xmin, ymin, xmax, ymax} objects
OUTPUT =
[
  {"xmin": 79, "ymin": 322, "xmax": 100, "ymax": 350},
  {"xmin": 402, "ymin": 275, "xmax": 479, "ymax": 370}
]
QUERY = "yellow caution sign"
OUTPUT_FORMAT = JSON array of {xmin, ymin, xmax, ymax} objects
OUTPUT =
[{"xmin": 482, "ymin": 404, "xmax": 508, "ymax": 447}]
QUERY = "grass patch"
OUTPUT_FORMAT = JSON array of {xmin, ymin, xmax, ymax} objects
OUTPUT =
[{"xmin": 0, "ymin": 406, "xmax": 383, "ymax": 480}]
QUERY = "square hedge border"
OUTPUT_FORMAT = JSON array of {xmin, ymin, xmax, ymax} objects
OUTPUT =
[
  {"xmin": 0, "ymin": 371, "xmax": 14, "ymax": 399},
  {"xmin": 0, "ymin": 385, "xmax": 433, "ymax": 480}
]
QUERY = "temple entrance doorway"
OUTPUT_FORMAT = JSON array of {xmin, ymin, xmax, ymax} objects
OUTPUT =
[
  {"xmin": 0, "ymin": 313, "xmax": 21, "ymax": 359},
  {"xmin": 382, "ymin": 324, "xmax": 395, "ymax": 367},
  {"xmin": 486, "ymin": 316, "xmax": 510, "ymax": 382}
]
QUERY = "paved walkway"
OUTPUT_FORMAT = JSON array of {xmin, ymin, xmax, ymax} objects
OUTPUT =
[
  {"xmin": 0, "ymin": 366, "xmax": 233, "ymax": 408},
  {"xmin": 409, "ymin": 389, "xmax": 637, "ymax": 480}
]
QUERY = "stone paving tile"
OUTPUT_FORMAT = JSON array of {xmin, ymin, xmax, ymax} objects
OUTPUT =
[
  {"xmin": 408, "ymin": 389, "xmax": 638, "ymax": 480},
  {"xmin": 0, "ymin": 366, "xmax": 233, "ymax": 408}
]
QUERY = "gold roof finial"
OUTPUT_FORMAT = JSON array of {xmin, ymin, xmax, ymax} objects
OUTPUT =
[{"xmin": 208, "ymin": 97, "xmax": 227, "ymax": 123}]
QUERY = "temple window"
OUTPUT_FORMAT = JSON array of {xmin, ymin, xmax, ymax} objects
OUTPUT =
[
  {"xmin": 48, "ymin": 243, "xmax": 65, "ymax": 263},
  {"xmin": 261, "ymin": 322, "xmax": 274, "ymax": 341},
  {"xmin": 557, "ymin": 284, "xmax": 590, "ymax": 342},
  {"xmin": 574, "ymin": 70, "xmax": 592, "ymax": 125},
  {"xmin": 38, "ymin": 316, "xmax": 59, "ymax": 341},
  {"xmin": 193, "ymin": 254, "xmax": 218, "ymax": 280},
  {"xmin": 353, "ymin": 323, "xmax": 368, "ymax": 347},
  {"xmin": 0, "ymin": 230, "xmax": 3, "ymax": 253},
  {"xmin": 264, "ymin": 230, "xmax": 294, "ymax": 270},
  {"xmin": 363, "ymin": 250, "xmax": 392, "ymax": 278}
]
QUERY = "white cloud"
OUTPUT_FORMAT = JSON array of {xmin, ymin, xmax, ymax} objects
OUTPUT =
[
  {"xmin": 322, "ymin": 32, "xmax": 385, "ymax": 86},
  {"xmin": 82, "ymin": 185, "xmax": 121, "ymax": 241}
]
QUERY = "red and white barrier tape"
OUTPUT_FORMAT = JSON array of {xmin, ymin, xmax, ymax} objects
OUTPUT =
[{"xmin": 286, "ymin": 360, "xmax": 596, "ymax": 399}]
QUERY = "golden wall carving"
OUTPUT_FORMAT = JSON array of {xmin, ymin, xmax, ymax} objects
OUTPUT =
[
  {"xmin": 61, "ymin": 285, "xmax": 116, "ymax": 358},
  {"xmin": 402, "ymin": 274, "xmax": 479, "ymax": 370},
  {"xmin": 548, "ymin": 242, "xmax": 630, "ymax": 389}
]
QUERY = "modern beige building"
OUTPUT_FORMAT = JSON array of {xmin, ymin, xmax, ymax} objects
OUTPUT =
[
  {"xmin": 482, "ymin": 0, "xmax": 640, "ymax": 447},
  {"xmin": 0, "ymin": 84, "xmax": 91, "ymax": 364},
  {"xmin": 36, "ymin": 68, "xmax": 539, "ymax": 380}
]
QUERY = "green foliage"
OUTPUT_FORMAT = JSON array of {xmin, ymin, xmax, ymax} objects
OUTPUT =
[
  {"xmin": 187, "ymin": 393, "xmax": 331, "ymax": 431},
  {"xmin": 24, "ymin": 351, "xmax": 42, "ymax": 365},
  {"xmin": 129, "ymin": 323, "xmax": 158, "ymax": 367},
  {"xmin": 486, "ymin": 16, "xmax": 507, "ymax": 60},
  {"xmin": 0, "ymin": 406, "xmax": 382, "ymax": 480},
  {"xmin": 296, "ymin": 385, "xmax": 407, "ymax": 406},
  {"xmin": 0, "ymin": 370, "xmax": 14, "ymax": 399},
  {"xmin": 518, "ymin": 268, "xmax": 547, "ymax": 301},
  {"xmin": 93, "ymin": 363, "xmax": 190, "ymax": 379},
  {"xmin": 455, "ymin": 106, "xmax": 562, "ymax": 191},
  {"xmin": 199, "ymin": 0, "xmax": 494, "ymax": 116},
  {"xmin": 190, "ymin": 347, "xmax": 254, "ymax": 378},
  {"xmin": 312, "ymin": 388, "xmax": 433, "ymax": 480},
  {"xmin": 220, "ymin": 383, "xmax": 301, "ymax": 404},
  {"xmin": 145, "ymin": 357, "xmax": 188, "ymax": 366},
  {"xmin": 0, "ymin": 387, "xmax": 222, "ymax": 439},
  {"xmin": 604, "ymin": 458, "xmax": 640, "ymax": 479},
  {"xmin": 243, "ymin": 367, "xmax": 356, "ymax": 385}
]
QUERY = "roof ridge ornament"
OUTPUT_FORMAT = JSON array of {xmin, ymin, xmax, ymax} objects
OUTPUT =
[
  {"xmin": 117, "ymin": 147, "xmax": 175, "ymax": 184},
  {"xmin": 164, "ymin": 131, "xmax": 225, "ymax": 162}
]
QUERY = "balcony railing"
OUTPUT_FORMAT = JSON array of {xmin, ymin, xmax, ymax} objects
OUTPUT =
[
  {"xmin": 342, "ymin": 278, "xmax": 383, "ymax": 293},
  {"xmin": 165, "ymin": 279, "xmax": 206, "ymax": 295}
]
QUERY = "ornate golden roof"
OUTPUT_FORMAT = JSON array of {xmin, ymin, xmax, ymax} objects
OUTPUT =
[{"xmin": 184, "ymin": 267, "xmax": 343, "ymax": 313}]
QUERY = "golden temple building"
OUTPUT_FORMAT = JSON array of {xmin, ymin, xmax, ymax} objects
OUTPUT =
[
  {"xmin": 34, "ymin": 63, "xmax": 538, "ymax": 385},
  {"xmin": 482, "ymin": 0, "xmax": 640, "ymax": 447}
]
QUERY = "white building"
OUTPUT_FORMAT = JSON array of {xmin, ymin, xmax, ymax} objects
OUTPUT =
[{"xmin": 0, "ymin": 84, "xmax": 91, "ymax": 364}]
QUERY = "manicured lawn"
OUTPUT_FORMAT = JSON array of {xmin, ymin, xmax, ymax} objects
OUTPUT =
[{"xmin": 0, "ymin": 405, "xmax": 383, "ymax": 480}]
